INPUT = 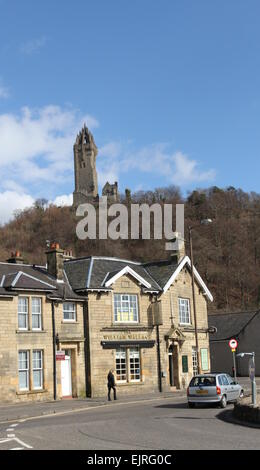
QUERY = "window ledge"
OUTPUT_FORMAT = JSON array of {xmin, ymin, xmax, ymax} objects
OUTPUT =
[
  {"xmin": 16, "ymin": 330, "xmax": 46, "ymax": 334},
  {"xmin": 16, "ymin": 389, "xmax": 48, "ymax": 396},
  {"xmin": 116, "ymin": 382, "xmax": 144, "ymax": 387},
  {"xmin": 61, "ymin": 321, "xmax": 79, "ymax": 324},
  {"xmin": 102, "ymin": 325, "xmax": 149, "ymax": 331}
]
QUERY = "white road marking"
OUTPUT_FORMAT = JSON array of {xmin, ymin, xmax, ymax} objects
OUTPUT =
[
  {"xmin": 10, "ymin": 447, "xmax": 24, "ymax": 451},
  {"xmin": 0, "ymin": 438, "xmax": 13, "ymax": 444},
  {"xmin": 6, "ymin": 428, "xmax": 14, "ymax": 432},
  {"xmin": 10, "ymin": 423, "xmax": 18, "ymax": 427},
  {"xmin": 13, "ymin": 437, "xmax": 33, "ymax": 449},
  {"xmin": 7, "ymin": 434, "xmax": 15, "ymax": 438},
  {"xmin": 0, "ymin": 437, "xmax": 33, "ymax": 450}
]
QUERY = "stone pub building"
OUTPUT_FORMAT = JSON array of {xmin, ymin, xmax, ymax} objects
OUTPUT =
[{"xmin": 0, "ymin": 241, "xmax": 213, "ymax": 402}]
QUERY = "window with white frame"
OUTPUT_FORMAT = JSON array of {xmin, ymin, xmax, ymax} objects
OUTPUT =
[
  {"xmin": 178, "ymin": 298, "xmax": 191, "ymax": 325},
  {"xmin": 63, "ymin": 302, "xmax": 76, "ymax": 321},
  {"xmin": 33, "ymin": 350, "xmax": 43, "ymax": 389},
  {"xmin": 114, "ymin": 294, "xmax": 138, "ymax": 323},
  {"xmin": 129, "ymin": 348, "xmax": 141, "ymax": 382},
  {"xmin": 115, "ymin": 349, "xmax": 127, "ymax": 382},
  {"xmin": 18, "ymin": 297, "xmax": 29, "ymax": 330},
  {"xmin": 115, "ymin": 347, "xmax": 141, "ymax": 383},
  {"xmin": 192, "ymin": 347, "xmax": 198, "ymax": 376},
  {"xmin": 31, "ymin": 297, "xmax": 42, "ymax": 330},
  {"xmin": 18, "ymin": 350, "xmax": 29, "ymax": 390}
]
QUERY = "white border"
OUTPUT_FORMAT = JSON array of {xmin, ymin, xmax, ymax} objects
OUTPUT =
[
  {"xmin": 105, "ymin": 265, "xmax": 151, "ymax": 289},
  {"xmin": 163, "ymin": 256, "xmax": 213, "ymax": 302}
]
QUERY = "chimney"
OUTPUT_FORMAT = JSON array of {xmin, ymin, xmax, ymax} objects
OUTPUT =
[
  {"xmin": 170, "ymin": 232, "xmax": 185, "ymax": 264},
  {"xmin": 45, "ymin": 243, "xmax": 65, "ymax": 281},
  {"xmin": 7, "ymin": 251, "xmax": 24, "ymax": 265}
]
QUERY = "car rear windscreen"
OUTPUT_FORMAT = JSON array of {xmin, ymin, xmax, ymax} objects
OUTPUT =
[{"xmin": 189, "ymin": 376, "xmax": 216, "ymax": 387}]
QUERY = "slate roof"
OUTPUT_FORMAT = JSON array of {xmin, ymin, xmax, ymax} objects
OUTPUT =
[
  {"xmin": 0, "ymin": 254, "xmax": 212, "ymax": 301},
  {"xmin": 64, "ymin": 256, "xmax": 190, "ymax": 293},
  {"xmin": 64, "ymin": 256, "xmax": 169, "ymax": 292},
  {"xmin": 144, "ymin": 260, "xmax": 179, "ymax": 289},
  {"xmin": 208, "ymin": 310, "xmax": 260, "ymax": 341},
  {"xmin": 0, "ymin": 263, "xmax": 83, "ymax": 300}
]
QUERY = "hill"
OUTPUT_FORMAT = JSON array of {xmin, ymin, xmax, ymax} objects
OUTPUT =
[{"xmin": 0, "ymin": 185, "xmax": 259, "ymax": 312}]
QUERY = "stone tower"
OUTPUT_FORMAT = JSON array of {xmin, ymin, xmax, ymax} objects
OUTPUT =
[
  {"xmin": 73, "ymin": 124, "xmax": 98, "ymax": 206},
  {"xmin": 102, "ymin": 181, "xmax": 119, "ymax": 202}
]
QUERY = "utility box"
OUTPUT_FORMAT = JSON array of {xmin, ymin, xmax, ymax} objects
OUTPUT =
[{"xmin": 152, "ymin": 301, "xmax": 163, "ymax": 326}]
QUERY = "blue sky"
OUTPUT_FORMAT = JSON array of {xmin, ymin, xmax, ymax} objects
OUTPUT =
[{"xmin": 0, "ymin": 0, "xmax": 259, "ymax": 222}]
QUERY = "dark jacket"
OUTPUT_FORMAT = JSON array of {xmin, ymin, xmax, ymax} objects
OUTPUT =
[{"xmin": 107, "ymin": 371, "xmax": 116, "ymax": 387}]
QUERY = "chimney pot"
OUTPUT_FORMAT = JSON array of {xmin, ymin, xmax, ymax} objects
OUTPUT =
[
  {"xmin": 170, "ymin": 232, "xmax": 185, "ymax": 264},
  {"xmin": 45, "ymin": 243, "xmax": 64, "ymax": 280},
  {"xmin": 7, "ymin": 251, "xmax": 24, "ymax": 264}
]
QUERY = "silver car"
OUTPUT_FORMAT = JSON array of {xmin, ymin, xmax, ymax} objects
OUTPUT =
[{"xmin": 187, "ymin": 373, "xmax": 244, "ymax": 408}]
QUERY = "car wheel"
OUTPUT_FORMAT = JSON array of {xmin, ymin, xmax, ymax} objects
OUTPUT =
[
  {"xmin": 188, "ymin": 402, "xmax": 195, "ymax": 408},
  {"xmin": 220, "ymin": 395, "xmax": 227, "ymax": 408}
]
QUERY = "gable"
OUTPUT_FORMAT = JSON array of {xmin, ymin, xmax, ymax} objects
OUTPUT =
[
  {"xmin": 163, "ymin": 256, "xmax": 213, "ymax": 302},
  {"xmin": 104, "ymin": 265, "xmax": 152, "ymax": 289}
]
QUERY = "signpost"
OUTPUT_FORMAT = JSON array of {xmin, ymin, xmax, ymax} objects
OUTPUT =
[
  {"xmin": 236, "ymin": 352, "xmax": 257, "ymax": 406},
  {"xmin": 249, "ymin": 354, "xmax": 257, "ymax": 406},
  {"xmin": 229, "ymin": 338, "xmax": 238, "ymax": 383}
]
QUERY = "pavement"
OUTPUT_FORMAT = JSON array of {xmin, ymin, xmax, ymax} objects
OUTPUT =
[
  {"xmin": 0, "ymin": 390, "xmax": 183, "ymax": 424},
  {"xmin": 0, "ymin": 376, "xmax": 259, "ymax": 424}
]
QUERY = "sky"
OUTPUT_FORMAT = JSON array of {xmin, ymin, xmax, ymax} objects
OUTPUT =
[{"xmin": 0, "ymin": 0, "xmax": 259, "ymax": 223}]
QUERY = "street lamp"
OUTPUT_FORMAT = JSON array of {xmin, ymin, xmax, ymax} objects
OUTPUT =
[
  {"xmin": 189, "ymin": 218, "xmax": 212, "ymax": 375},
  {"xmin": 236, "ymin": 352, "xmax": 257, "ymax": 406}
]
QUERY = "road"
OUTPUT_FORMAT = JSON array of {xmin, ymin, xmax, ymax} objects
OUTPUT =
[{"xmin": 0, "ymin": 394, "xmax": 259, "ymax": 450}]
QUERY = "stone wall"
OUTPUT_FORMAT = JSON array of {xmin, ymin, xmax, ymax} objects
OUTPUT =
[
  {"xmin": 234, "ymin": 398, "xmax": 260, "ymax": 425},
  {"xmin": 0, "ymin": 293, "xmax": 86, "ymax": 403},
  {"xmin": 88, "ymin": 266, "xmax": 210, "ymax": 398}
]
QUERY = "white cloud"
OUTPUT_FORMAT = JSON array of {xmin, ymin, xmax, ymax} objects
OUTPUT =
[
  {"xmin": 20, "ymin": 36, "xmax": 48, "ymax": 55},
  {"xmin": 99, "ymin": 142, "xmax": 122, "ymax": 159},
  {"xmin": 172, "ymin": 152, "xmax": 216, "ymax": 185},
  {"xmin": 0, "ymin": 104, "xmax": 215, "ymax": 223},
  {"xmin": 0, "ymin": 191, "xmax": 34, "ymax": 225},
  {"xmin": 98, "ymin": 141, "xmax": 216, "ymax": 189},
  {"xmin": 0, "ymin": 105, "xmax": 99, "ymax": 192},
  {"xmin": 53, "ymin": 194, "xmax": 73, "ymax": 207}
]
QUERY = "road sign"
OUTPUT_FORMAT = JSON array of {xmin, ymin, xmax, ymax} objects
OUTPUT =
[
  {"xmin": 229, "ymin": 339, "xmax": 238, "ymax": 350},
  {"xmin": 56, "ymin": 350, "xmax": 65, "ymax": 361}
]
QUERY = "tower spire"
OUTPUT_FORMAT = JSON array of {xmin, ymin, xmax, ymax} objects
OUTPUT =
[{"xmin": 73, "ymin": 125, "xmax": 98, "ymax": 206}]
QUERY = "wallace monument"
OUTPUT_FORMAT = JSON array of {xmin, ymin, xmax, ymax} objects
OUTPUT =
[{"xmin": 73, "ymin": 124, "xmax": 119, "ymax": 206}]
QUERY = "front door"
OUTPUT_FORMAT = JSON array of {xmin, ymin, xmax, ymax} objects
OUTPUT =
[
  {"xmin": 61, "ymin": 351, "xmax": 72, "ymax": 397},
  {"xmin": 168, "ymin": 344, "xmax": 179, "ymax": 387},
  {"xmin": 168, "ymin": 345, "xmax": 174, "ymax": 386}
]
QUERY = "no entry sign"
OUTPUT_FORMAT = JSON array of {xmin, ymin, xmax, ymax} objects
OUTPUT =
[{"xmin": 229, "ymin": 339, "xmax": 238, "ymax": 351}]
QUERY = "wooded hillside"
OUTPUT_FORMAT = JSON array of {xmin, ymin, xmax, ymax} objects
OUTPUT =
[{"xmin": 0, "ymin": 185, "xmax": 259, "ymax": 312}]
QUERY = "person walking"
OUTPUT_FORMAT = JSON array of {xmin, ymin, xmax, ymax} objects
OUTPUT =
[{"xmin": 107, "ymin": 369, "xmax": 117, "ymax": 401}]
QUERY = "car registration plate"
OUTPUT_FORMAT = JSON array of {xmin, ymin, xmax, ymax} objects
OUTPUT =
[{"xmin": 196, "ymin": 389, "xmax": 208, "ymax": 395}]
